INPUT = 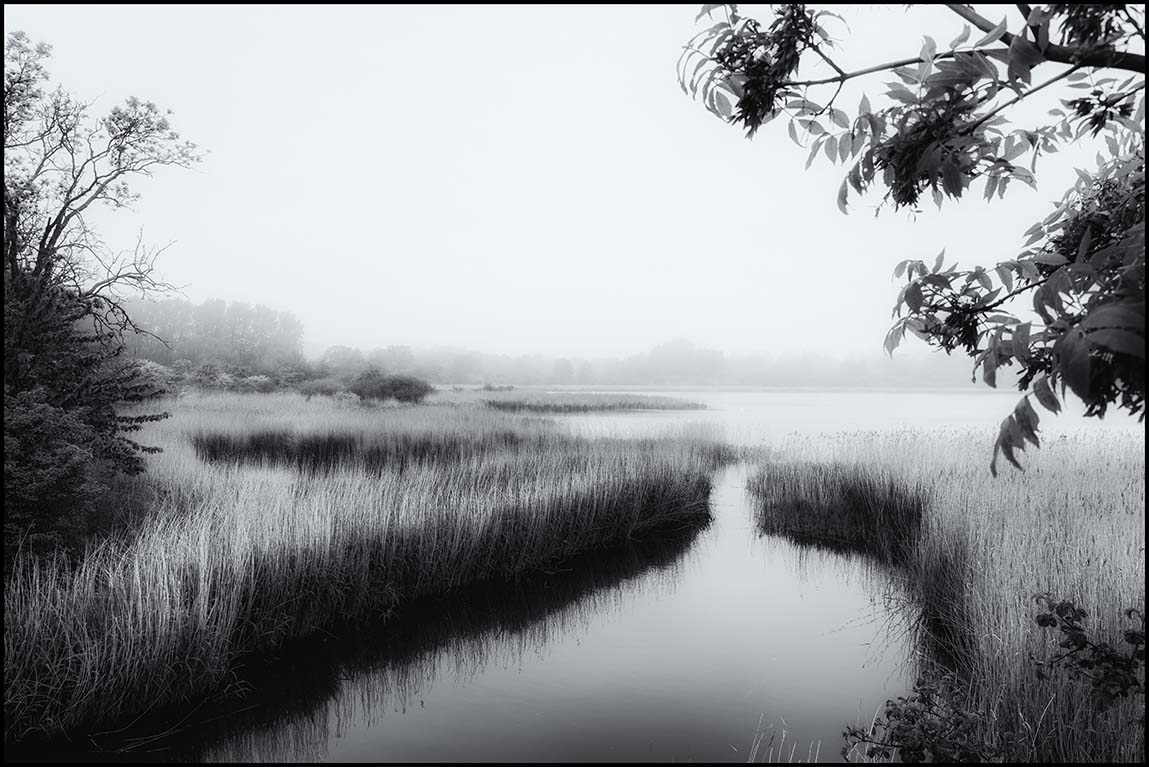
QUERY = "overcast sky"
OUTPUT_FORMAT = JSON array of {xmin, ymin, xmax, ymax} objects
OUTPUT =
[{"xmin": 5, "ymin": 4, "xmax": 1109, "ymax": 359}]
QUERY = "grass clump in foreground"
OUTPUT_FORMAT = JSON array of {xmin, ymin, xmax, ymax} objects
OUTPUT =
[
  {"xmin": 4, "ymin": 392, "xmax": 729, "ymax": 745},
  {"xmin": 747, "ymin": 430, "xmax": 1145, "ymax": 763}
]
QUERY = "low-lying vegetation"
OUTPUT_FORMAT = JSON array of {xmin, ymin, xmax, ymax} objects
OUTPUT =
[
  {"xmin": 747, "ymin": 463, "xmax": 925, "ymax": 565},
  {"xmin": 4, "ymin": 392, "xmax": 729, "ymax": 745},
  {"xmin": 476, "ymin": 391, "xmax": 705, "ymax": 413},
  {"xmin": 748, "ymin": 430, "xmax": 1145, "ymax": 763}
]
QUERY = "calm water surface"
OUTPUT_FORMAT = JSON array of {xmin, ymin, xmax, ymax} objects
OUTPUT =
[{"xmin": 92, "ymin": 391, "xmax": 1145, "ymax": 762}]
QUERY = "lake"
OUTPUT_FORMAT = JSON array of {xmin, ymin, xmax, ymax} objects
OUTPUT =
[{"xmin": 82, "ymin": 389, "xmax": 1145, "ymax": 762}]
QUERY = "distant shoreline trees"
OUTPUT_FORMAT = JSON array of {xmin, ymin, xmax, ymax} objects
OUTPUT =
[{"xmin": 124, "ymin": 296, "xmax": 306, "ymax": 379}]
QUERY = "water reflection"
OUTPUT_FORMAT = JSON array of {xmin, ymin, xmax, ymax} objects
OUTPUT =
[
  {"xmin": 162, "ymin": 525, "xmax": 705, "ymax": 762},
  {"xmin": 151, "ymin": 467, "xmax": 914, "ymax": 763}
]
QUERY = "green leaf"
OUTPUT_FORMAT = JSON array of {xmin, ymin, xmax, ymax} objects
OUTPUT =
[
  {"xmin": 1006, "ymin": 35, "xmax": 1043, "ymax": 83},
  {"xmin": 806, "ymin": 140, "xmax": 823, "ymax": 169},
  {"xmin": 1056, "ymin": 329, "xmax": 1091, "ymax": 400},
  {"xmin": 848, "ymin": 163, "xmax": 864, "ymax": 193},
  {"xmin": 1076, "ymin": 227, "xmax": 1092, "ymax": 262},
  {"xmin": 829, "ymin": 108, "xmax": 849, "ymax": 128},
  {"xmin": 824, "ymin": 135, "xmax": 838, "ymax": 163},
  {"xmin": 1014, "ymin": 395, "xmax": 1041, "ymax": 448},
  {"xmin": 1013, "ymin": 322, "xmax": 1031, "ymax": 362},
  {"xmin": 906, "ymin": 283, "xmax": 924, "ymax": 312},
  {"xmin": 1034, "ymin": 252, "xmax": 1068, "ymax": 266},
  {"xmin": 799, "ymin": 119, "xmax": 826, "ymax": 136},
  {"xmin": 941, "ymin": 161, "xmax": 964, "ymax": 197},
  {"xmin": 859, "ymin": 93, "xmax": 871, "ymax": 115},
  {"xmin": 884, "ymin": 324, "xmax": 905, "ymax": 356},
  {"xmin": 1086, "ymin": 328, "xmax": 1145, "ymax": 358},
  {"xmin": 984, "ymin": 175, "xmax": 999, "ymax": 200},
  {"xmin": 1080, "ymin": 302, "xmax": 1145, "ymax": 332},
  {"xmin": 995, "ymin": 264, "xmax": 1015, "ymax": 292},
  {"xmin": 950, "ymin": 25, "xmax": 971, "ymax": 49},
  {"xmin": 712, "ymin": 89, "xmax": 734, "ymax": 119},
  {"xmin": 886, "ymin": 83, "xmax": 918, "ymax": 104},
  {"xmin": 696, "ymin": 4, "xmax": 725, "ymax": 22},
  {"xmin": 932, "ymin": 249, "xmax": 946, "ymax": 274},
  {"xmin": 991, "ymin": 412, "xmax": 1027, "ymax": 477},
  {"xmin": 918, "ymin": 36, "xmax": 937, "ymax": 81},
  {"xmin": 983, "ymin": 349, "xmax": 998, "ymax": 387},
  {"xmin": 973, "ymin": 16, "xmax": 1009, "ymax": 47},
  {"xmin": 837, "ymin": 177, "xmax": 849, "ymax": 214},
  {"xmin": 788, "ymin": 120, "xmax": 801, "ymax": 146},
  {"xmin": 1032, "ymin": 374, "xmax": 1061, "ymax": 413}
]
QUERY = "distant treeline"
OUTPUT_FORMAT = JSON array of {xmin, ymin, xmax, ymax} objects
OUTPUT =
[
  {"xmin": 126, "ymin": 300, "xmax": 978, "ymax": 389},
  {"xmin": 125, "ymin": 298, "xmax": 306, "ymax": 377},
  {"xmin": 313, "ymin": 338, "xmax": 979, "ymax": 389}
]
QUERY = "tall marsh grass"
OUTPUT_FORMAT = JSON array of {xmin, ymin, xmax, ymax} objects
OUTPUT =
[
  {"xmin": 748, "ymin": 428, "xmax": 1145, "ymax": 762},
  {"xmin": 4, "ymin": 392, "xmax": 727, "ymax": 744}
]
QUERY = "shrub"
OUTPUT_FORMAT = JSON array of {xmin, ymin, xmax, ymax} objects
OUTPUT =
[
  {"xmin": 133, "ymin": 360, "xmax": 180, "ymax": 397},
  {"xmin": 843, "ymin": 674, "xmax": 999, "ymax": 763},
  {"xmin": 1033, "ymin": 594, "xmax": 1145, "ymax": 713},
  {"xmin": 350, "ymin": 369, "xmax": 434, "ymax": 403},
  {"xmin": 3, "ymin": 392, "xmax": 104, "ymax": 563},
  {"xmin": 238, "ymin": 375, "xmax": 276, "ymax": 394},
  {"xmin": 299, "ymin": 378, "xmax": 344, "ymax": 400},
  {"xmin": 189, "ymin": 362, "xmax": 229, "ymax": 389}
]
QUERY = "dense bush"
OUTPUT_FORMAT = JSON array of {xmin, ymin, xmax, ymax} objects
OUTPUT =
[
  {"xmin": 189, "ymin": 362, "xmax": 231, "ymax": 389},
  {"xmin": 299, "ymin": 377, "xmax": 344, "ymax": 399},
  {"xmin": 349, "ymin": 369, "xmax": 434, "ymax": 403},
  {"xmin": 133, "ymin": 360, "xmax": 180, "ymax": 397},
  {"xmin": 238, "ymin": 375, "xmax": 276, "ymax": 394},
  {"xmin": 3, "ymin": 391, "xmax": 104, "ymax": 561}
]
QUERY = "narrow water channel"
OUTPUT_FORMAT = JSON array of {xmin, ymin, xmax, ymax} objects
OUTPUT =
[{"xmin": 138, "ymin": 464, "xmax": 916, "ymax": 763}]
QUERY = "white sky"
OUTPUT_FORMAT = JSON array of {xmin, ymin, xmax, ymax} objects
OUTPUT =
[{"xmin": 4, "ymin": 4, "xmax": 1114, "ymax": 359}]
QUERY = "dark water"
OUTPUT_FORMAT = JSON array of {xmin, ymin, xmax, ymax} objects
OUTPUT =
[{"xmin": 84, "ymin": 464, "xmax": 910, "ymax": 763}]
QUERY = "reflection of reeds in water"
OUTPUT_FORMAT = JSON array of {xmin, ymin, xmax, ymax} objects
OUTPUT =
[
  {"xmin": 4, "ymin": 392, "xmax": 725, "ymax": 749},
  {"xmin": 174, "ymin": 526, "xmax": 704, "ymax": 762},
  {"xmin": 748, "ymin": 429, "xmax": 1145, "ymax": 763}
]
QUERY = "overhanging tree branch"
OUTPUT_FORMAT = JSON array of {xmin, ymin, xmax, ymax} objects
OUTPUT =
[
  {"xmin": 945, "ymin": 3, "xmax": 1147, "ymax": 73},
  {"xmin": 961, "ymin": 65, "xmax": 1083, "ymax": 135}
]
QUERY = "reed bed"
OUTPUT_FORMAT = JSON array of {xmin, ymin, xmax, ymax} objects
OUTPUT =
[
  {"xmin": 433, "ymin": 389, "xmax": 705, "ymax": 413},
  {"xmin": 748, "ymin": 428, "xmax": 1145, "ymax": 762},
  {"xmin": 4, "ymin": 392, "xmax": 726, "ymax": 745},
  {"xmin": 747, "ymin": 463, "xmax": 925, "ymax": 565}
]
